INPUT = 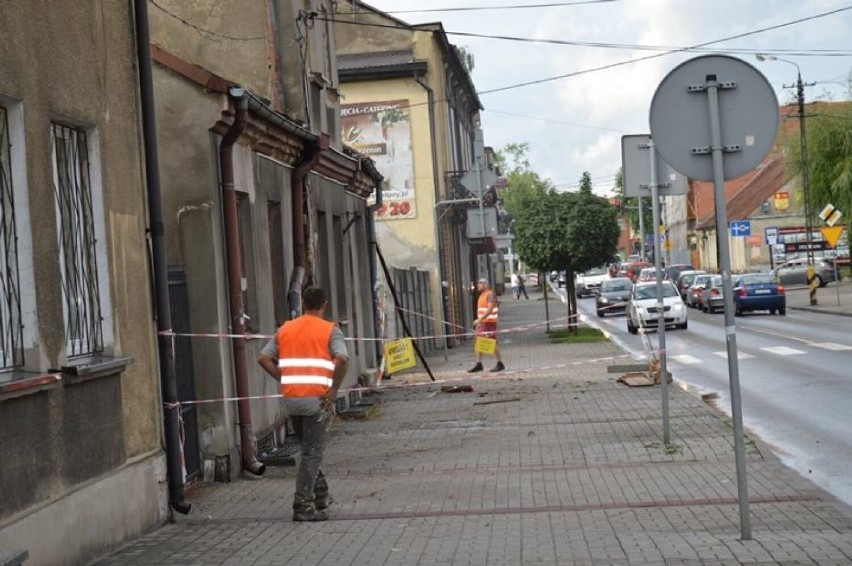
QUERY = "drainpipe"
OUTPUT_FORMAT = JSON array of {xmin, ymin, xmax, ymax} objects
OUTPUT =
[
  {"xmin": 364, "ymin": 160, "xmax": 383, "ymax": 362},
  {"xmin": 415, "ymin": 75, "xmax": 449, "ymax": 357},
  {"xmin": 219, "ymin": 87, "xmax": 265, "ymax": 476},
  {"xmin": 288, "ymin": 135, "xmax": 326, "ymax": 318},
  {"xmin": 134, "ymin": 0, "xmax": 190, "ymax": 515}
]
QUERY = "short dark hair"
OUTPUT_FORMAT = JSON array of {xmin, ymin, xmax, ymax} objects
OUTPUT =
[{"xmin": 302, "ymin": 287, "xmax": 327, "ymax": 311}]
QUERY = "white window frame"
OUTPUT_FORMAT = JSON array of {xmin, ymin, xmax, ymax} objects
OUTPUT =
[{"xmin": 50, "ymin": 122, "xmax": 113, "ymax": 358}]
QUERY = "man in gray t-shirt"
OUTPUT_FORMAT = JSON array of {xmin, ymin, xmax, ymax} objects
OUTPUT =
[{"xmin": 257, "ymin": 287, "xmax": 349, "ymax": 522}]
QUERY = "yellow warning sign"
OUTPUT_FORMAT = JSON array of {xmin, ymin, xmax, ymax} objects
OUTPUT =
[
  {"xmin": 474, "ymin": 336, "xmax": 497, "ymax": 355},
  {"xmin": 820, "ymin": 226, "xmax": 844, "ymax": 248},
  {"xmin": 384, "ymin": 338, "xmax": 416, "ymax": 374}
]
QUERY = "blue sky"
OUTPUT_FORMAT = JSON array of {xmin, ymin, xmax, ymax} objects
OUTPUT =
[{"xmin": 369, "ymin": 0, "xmax": 852, "ymax": 195}]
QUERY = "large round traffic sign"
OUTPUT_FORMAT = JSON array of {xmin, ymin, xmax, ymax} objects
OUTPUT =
[{"xmin": 649, "ymin": 55, "xmax": 779, "ymax": 181}]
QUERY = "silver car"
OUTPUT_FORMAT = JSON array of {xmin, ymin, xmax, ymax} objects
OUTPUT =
[{"xmin": 772, "ymin": 259, "xmax": 838, "ymax": 287}]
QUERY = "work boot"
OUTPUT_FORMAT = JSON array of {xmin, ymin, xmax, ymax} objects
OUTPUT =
[
  {"xmin": 292, "ymin": 506, "xmax": 328, "ymax": 522},
  {"xmin": 491, "ymin": 362, "xmax": 505, "ymax": 372},
  {"xmin": 293, "ymin": 496, "xmax": 328, "ymax": 522},
  {"xmin": 467, "ymin": 362, "xmax": 483, "ymax": 373},
  {"xmin": 314, "ymin": 471, "xmax": 330, "ymax": 511},
  {"xmin": 315, "ymin": 496, "xmax": 334, "ymax": 511}
]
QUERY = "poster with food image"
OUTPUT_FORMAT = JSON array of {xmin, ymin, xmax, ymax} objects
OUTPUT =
[{"xmin": 341, "ymin": 100, "xmax": 415, "ymax": 219}]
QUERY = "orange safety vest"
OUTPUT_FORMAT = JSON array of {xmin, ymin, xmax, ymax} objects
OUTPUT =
[
  {"xmin": 477, "ymin": 290, "xmax": 499, "ymax": 323},
  {"xmin": 277, "ymin": 314, "xmax": 335, "ymax": 398}
]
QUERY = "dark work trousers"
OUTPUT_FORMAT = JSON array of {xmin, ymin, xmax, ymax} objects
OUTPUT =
[{"xmin": 291, "ymin": 412, "xmax": 330, "ymax": 509}]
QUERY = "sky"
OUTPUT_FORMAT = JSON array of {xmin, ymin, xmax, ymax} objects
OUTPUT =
[{"xmin": 367, "ymin": 0, "xmax": 852, "ymax": 196}]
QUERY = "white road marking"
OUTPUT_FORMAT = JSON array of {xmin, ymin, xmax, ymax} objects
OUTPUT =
[
  {"xmin": 811, "ymin": 342, "xmax": 852, "ymax": 351},
  {"xmin": 760, "ymin": 346, "xmax": 806, "ymax": 356},
  {"xmin": 670, "ymin": 354, "xmax": 702, "ymax": 365},
  {"xmin": 713, "ymin": 351, "xmax": 754, "ymax": 360}
]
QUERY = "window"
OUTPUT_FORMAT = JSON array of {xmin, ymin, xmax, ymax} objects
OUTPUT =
[
  {"xmin": 0, "ymin": 106, "xmax": 23, "ymax": 369},
  {"xmin": 51, "ymin": 123, "xmax": 104, "ymax": 357}
]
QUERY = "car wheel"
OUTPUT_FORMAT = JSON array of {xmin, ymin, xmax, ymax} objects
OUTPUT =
[
  {"xmin": 815, "ymin": 275, "xmax": 826, "ymax": 288},
  {"xmin": 779, "ymin": 307, "xmax": 786, "ymax": 316},
  {"xmin": 627, "ymin": 320, "xmax": 637, "ymax": 335},
  {"xmin": 596, "ymin": 309, "xmax": 604, "ymax": 318}
]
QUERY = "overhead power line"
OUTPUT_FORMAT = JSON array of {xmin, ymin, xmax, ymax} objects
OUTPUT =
[
  {"xmin": 318, "ymin": 5, "xmax": 852, "ymax": 97},
  {"xmin": 337, "ymin": 0, "xmax": 618, "ymax": 15}
]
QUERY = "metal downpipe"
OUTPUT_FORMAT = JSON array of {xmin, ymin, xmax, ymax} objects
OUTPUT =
[
  {"xmin": 219, "ymin": 88, "xmax": 265, "ymax": 476},
  {"xmin": 288, "ymin": 137, "xmax": 325, "ymax": 318},
  {"xmin": 133, "ymin": 0, "xmax": 190, "ymax": 515}
]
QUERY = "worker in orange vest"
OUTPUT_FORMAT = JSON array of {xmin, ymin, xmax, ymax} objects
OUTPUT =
[
  {"xmin": 258, "ymin": 287, "xmax": 349, "ymax": 522},
  {"xmin": 468, "ymin": 278, "xmax": 505, "ymax": 373}
]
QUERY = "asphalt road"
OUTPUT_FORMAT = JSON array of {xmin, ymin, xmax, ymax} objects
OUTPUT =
[{"xmin": 564, "ymin": 289, "xmax": 852, "ymax": 509}]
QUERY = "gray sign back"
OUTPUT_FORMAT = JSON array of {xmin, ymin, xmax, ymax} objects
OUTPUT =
[
  {"xmin": 621, "ymin": 134, "xmax": 689, "ymax": 197},
  {"xmin": 649, "ymin": 55, "xmax": 779, "ymax": 182}
]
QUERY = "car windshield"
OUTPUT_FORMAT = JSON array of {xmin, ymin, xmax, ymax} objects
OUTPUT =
[
  {"xmin": 692, "ymin": 276, "xmax": 711, "ymax": 286},
  {"xmin": 634, "ymin": 285, "xmax": 678, "ymax": 300},
  {"xmin": 601, "ymin": 280, "xmax": 631, "ymax": 292},
  {"xmin": 585, "ymin": 267, "xmax": 608, "ymax": 276},
  {"xmin": 740, "ymin": 274, "xmax": 776, "ymax": 285}
]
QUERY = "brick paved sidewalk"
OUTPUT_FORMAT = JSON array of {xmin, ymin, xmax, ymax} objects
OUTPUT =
[{"xmin": 92, "ymin": 290, "xmax": 852, "ymax": 565}]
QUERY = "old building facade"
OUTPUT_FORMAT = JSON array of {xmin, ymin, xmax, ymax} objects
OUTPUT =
[{"xmin": 0, "ymin": 3, "xmax": 166, "ymax": 564}]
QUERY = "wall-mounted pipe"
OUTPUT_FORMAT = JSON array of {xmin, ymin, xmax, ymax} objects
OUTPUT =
[
  {"xmin": 133, "ymin": 0, "xmax": 190, "ymax": 515},
  {"xmin": 287, "ymin": 135, "xmax": 327, "ymax": 318},
  {"xmin": 219, "ymin": 87, "xmax": 265, "ymax": 476}
]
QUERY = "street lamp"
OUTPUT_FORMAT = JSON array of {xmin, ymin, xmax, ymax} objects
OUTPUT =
[{"xmin": 756, "ymin": 53, "xmax": 817, "ymax": 305}]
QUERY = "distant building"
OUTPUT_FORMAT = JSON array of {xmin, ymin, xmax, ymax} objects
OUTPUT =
[{"xmin": 335, "ymin": 1, "xmax": 496, "ymax": 344}]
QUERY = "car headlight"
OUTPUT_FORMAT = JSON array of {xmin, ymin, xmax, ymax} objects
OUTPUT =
[{"xmin": 599, "ymin": 297, "xmax": 609, "ymax": 304}]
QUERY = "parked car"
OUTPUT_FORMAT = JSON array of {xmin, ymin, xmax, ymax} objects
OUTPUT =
[
  {"xmin": 700, "ymin": 275, "xmax": 725, "ymax": 313},
  {"xmin": 626, "ymin": 281, "xmax": 688, "ymax": 334},
  {"xmin": 772, "ymin": 259, "xmax": 839, "ymax": 287},
  {"xmin": 596, "ymin": 277, "xmax": 633, "ymax": 317},
  {"xmin": 575, "ymin": 265, "xmax": 610, "ymax": 297},
  {"xmin": 637, "ymin": 267, "xmax": 657, "ymax": 282},
  {"xmin": 675, "ymin": 270, "xmax": 706, "ymax": 300},
  {"xmin": 733, "ymin": 273, "xmax": 786, "ymax": 315},
  {"xmin": 664, "ymin": 263, "xmax": 696, "ymax": 283},
  {"xmin": 686, "ymin": 274, "xmax": 714, "ymax": 308}
]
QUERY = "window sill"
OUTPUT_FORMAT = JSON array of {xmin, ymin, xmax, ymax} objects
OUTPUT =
[
  {"xmin": 59, "ymin": 355, "xmax": 134, "ymax": 385},
  {"xmin": 0, "ymin": 372, "xmax": 62, "ymax": 402}
]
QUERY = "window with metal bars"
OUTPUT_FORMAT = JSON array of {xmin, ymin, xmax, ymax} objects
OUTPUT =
[
  {"xmin": 0, "ymin": 106, "xmax": 24, "ymax": 369},
  {"xmin": 51, "ymin": 123, "xmax": 104, "ymax": 356}
]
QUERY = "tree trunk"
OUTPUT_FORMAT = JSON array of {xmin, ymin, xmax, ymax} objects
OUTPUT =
[{"xmin": 542, "ymin": 271, "xmax": 551, "ymax": 332}]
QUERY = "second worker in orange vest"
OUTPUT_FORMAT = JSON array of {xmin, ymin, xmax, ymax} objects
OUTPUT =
[
  {"xmin": 469, "ymin": 278, "xmax": 505, "ymax": 373},
  {"xmin": 258, "ymin": 287, "xmax": 349, "ymax": 522}
]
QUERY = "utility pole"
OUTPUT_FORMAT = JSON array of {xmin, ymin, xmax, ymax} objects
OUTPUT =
[{"xmin": 756, "ymin": 53, "xmax": 817, "ymax": 304}]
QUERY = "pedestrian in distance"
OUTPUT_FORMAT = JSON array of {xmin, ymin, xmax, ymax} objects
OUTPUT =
[
  {"xmin": 468, "ymin": 278, "xmax": 505, "ymax": 373},
  {"xmin": 510, "ymin": 272, "xmax": 521, "ymax": 299},
  {"xmin": 258, "ymin": 287, "xmax": 349, "ymax": 522},
  {"xmin": 517, "ymin": 273, "xmax": 529, "ymax": 300}
]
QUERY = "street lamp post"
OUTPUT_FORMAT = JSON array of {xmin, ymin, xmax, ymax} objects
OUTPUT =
[{"xmin": 756, "ymin": 53, "xmax": 817, "ymax": 305}]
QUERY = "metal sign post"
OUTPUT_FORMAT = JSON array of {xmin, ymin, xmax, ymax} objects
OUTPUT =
[
  {"xmin": 648, "ymin": 138, "xmax": 670, "ymax": 445},
  {"xmin": 650, "ymin": 55, "xmax": 779, "ymax": 541}
]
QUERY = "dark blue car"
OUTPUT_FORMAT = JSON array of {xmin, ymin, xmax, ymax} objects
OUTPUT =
[{"xmin": 733, "ymin": 273, "xmax": 786, "ymax": 316}]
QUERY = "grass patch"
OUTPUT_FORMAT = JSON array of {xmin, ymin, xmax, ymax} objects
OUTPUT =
[{"xmin": 548, "ymin": 327, "xmax": 607, "ymax": 344}]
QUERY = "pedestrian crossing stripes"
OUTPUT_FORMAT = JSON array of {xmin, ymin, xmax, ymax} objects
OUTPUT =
[
  {"xmin": 670, "ymin": 354, "xmax": 702, "ymax": 365},
  {"xmin": 713, "ymin": 351, "xmax": 754, "ymax": 360},
  {"xmin": 760, "ymin": 346, "xmax": 806, "ymax": 356},
  {"xmin": 811, "ymin": 342, "xmax": 852, "ymax": 351}
]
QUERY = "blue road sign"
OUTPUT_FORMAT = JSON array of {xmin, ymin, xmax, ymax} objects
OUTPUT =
[{"xmin": 730, "ymin": 220, "xmax": 751, "ymax": 237}]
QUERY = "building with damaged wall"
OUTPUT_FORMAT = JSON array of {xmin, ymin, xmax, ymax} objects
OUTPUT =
[{"xmin": 148, "ymin": 0, "xmax": 381, "ymax": 481}]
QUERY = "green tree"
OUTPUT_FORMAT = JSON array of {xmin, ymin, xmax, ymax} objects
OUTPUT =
[
  {"xmin": 786, "ymin": 102, "xmax": 852, "ymax": 250},
  {"xmin": 512, "ymin": 174, "xmax": 619, "ymax": 332},
  {"xmin": 495, "ymin": 142, "xmax": 553, "ymax": 233}
]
